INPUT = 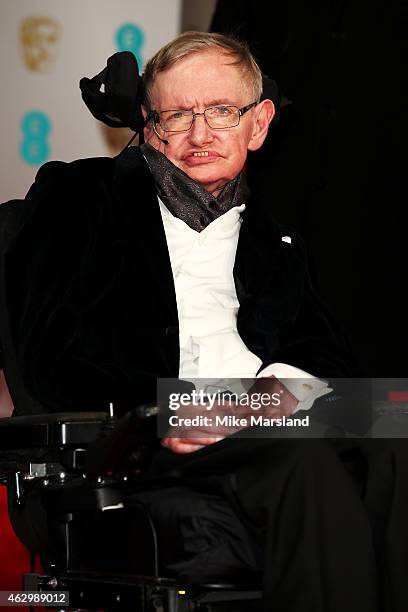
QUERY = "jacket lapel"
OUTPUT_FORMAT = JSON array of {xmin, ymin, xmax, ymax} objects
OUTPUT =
[
  {"xmin": 113, "ymin": 146, "xmax": 178, "ymax": 318},
  {"xmin": 234, "ymin": 198, "xmax": 282, "ymax": 303}
]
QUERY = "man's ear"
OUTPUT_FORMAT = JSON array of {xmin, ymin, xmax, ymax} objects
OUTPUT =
[{"xmin": 248, "ymin": 99, "xmax": 275, "ymax": 151}]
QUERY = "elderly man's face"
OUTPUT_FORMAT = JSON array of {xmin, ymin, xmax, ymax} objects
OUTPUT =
[{"xmin": 145, "ymin": 49, "xmax": 274, "ymax": 196}]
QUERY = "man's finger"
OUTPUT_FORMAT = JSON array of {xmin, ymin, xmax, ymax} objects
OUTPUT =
[{"xmin": 161, "ymin": 435, "xmax": 224, "ymax": 454}]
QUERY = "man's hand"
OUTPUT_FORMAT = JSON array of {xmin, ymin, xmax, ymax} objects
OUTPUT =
[
  {"xmin": 161, "ymin": 376, "xmax": 299, "ymax": 454},
  {"xmin": 161, "ymin": 435, "xmax": 222, "ymax": 454},
  {"xmin": 161, "ymin": 400, "xmax": 247, "ymax": 454}
]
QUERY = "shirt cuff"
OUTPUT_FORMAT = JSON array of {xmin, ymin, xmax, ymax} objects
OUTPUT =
[{"xmin": 257, "ymin": 362, "xmax": 332, "ymax": 412}]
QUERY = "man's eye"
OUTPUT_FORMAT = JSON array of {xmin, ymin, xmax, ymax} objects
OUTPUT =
[
  {"xmin": 211, "ymin": 106, "xmax": 232, "ymax": 116},
  {"xmin": 169, "ymin": 111, "xmax": 186, "ymax": 120}
]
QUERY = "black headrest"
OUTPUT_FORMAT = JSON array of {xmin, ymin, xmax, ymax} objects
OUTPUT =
[
  {"xmin": 80, "ymin": 51, "xmax": 146, "ymax": 133},
  {"xmin": 79, "ymin": 51, "xmax": 281, "ymax": 132}
]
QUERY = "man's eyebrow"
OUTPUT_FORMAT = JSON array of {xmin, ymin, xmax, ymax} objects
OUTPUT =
[
  {"xmin": 164, "ymin": 98, "xmax": 236, "ymax": 110},
  {"xmin": 160, "ymin": 105, "xmax": 191, "ymax": 111},
  {"xmin": 160, "ymin": 100, "xmax": 236, "ymax": 111},
  {"xmin": 204, "ymin": 99, "xmax": 235, "ymax": 107}
]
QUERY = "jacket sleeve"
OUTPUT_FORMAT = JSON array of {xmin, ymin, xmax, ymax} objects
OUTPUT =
[{"xmin": 4, "ymin": 159, "xmax": 151, "ymax": 414}]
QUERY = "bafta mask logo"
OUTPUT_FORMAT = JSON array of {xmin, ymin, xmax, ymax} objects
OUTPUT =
[{"xmin": 20, "ymin": 16, "xmax": 61, "ymax": 73}]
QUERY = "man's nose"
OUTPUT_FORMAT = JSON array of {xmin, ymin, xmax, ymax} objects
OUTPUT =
[{"xmin": 187, "ymin": 113, "xmax": 214, "ymax": 146}]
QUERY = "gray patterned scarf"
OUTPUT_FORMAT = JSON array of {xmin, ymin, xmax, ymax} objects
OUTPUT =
[{"xmin": 141, "ymin": 143, "xmax": 249, "ymax": 232}]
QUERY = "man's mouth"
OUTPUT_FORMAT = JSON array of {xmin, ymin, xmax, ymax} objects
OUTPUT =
[{"xmin": 184, "ymin": 151, "xmax": 219, "ymax": 163}]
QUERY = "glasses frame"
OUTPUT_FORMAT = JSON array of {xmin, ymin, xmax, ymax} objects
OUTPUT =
[{"xmin": 149, "ymin": 101, "xmax": 258, "ymax": 133}]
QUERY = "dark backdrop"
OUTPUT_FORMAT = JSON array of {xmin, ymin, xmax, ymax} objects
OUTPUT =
[{"xmin": 211, "ymin": 0, "xmax": 407, "ymax": 376}]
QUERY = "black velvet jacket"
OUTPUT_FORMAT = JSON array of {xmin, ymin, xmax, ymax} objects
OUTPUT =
[{"xmin": 1, "ymin": 147, "xmax": 355, "ymax": 415}]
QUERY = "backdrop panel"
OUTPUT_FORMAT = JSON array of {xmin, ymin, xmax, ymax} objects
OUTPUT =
[{"xmin": 0, "ymin": 0, "xmax": 181, "ymax": 202}]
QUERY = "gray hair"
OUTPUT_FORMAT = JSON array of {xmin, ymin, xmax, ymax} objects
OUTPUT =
[{"xmin": 143, "ymin": 30, "xmax": 262, "ymax": 110}]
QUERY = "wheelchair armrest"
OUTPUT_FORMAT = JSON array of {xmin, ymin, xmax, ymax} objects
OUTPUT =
[
  {"xmin": 0, "ymin": 405, "xmax": 160, "ymax": 479},
  {"xmin": 0, "ymin": 412, "xmax": 109, "ymax": 477},
  {"xmin": 0, "ymin": 412, "xmax": 109, "ymax": 449},
  {"xmin": 85, "ymin": 404, "xmax": 160, "ymax": 478}
]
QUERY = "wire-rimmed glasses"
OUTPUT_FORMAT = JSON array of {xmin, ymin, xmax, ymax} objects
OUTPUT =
[{"xmin": 150, "ymin": 102, "xmax": 257, "ymax": 133}]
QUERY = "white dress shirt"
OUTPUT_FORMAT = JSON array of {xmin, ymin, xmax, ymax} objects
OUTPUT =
[{"xmin": 158, "ymin": 198, "xmax": 330, "ymax": 411}]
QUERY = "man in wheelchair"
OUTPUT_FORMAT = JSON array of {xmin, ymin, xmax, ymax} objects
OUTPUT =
[{"xmin": 0, "ymin": 31, "xmax": 401, "ymax": 611}]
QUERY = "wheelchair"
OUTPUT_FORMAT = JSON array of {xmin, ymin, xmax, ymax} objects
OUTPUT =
[
  {"xmin": 0, "ymin": 406, "xmax": 263, "ymax": 611},
  {"xmin": 0, "ymin": 196, "xmax": 263, "ymax": 610}
]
